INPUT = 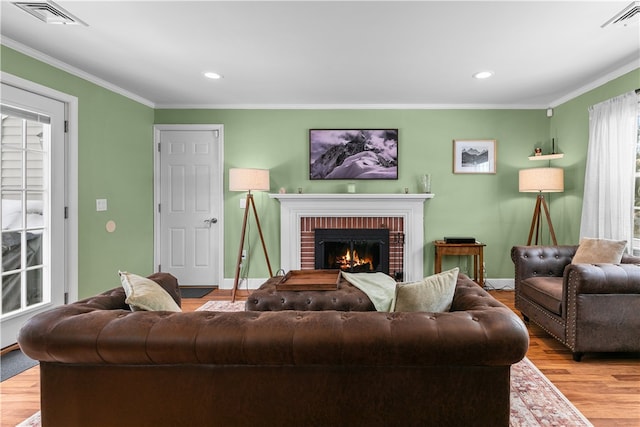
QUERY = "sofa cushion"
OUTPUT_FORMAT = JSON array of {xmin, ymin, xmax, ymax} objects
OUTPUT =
[
  {"xmin": 519, "ymin": 277, "xmax": 563, "ymax": 316},
  {"xmin": 393, "ymin": 268, "xmax": 459, "ymax": 312},
  {"xmin": 246, "ymin": 276, "xmax": 376, "ymax": 311},
  {"xmin": 119, "ymin": 271, "xmax": 182, "ymax": 312},
  {"xmin": 147, "ymin": 272, "xmax": 182, "ymax": 307},
  {"xmin": 572, "ymin": 237, "xmax": 626, "ymax": 264}
]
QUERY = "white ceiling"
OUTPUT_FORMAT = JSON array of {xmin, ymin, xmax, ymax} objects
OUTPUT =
[{"xmin": 1, "ymin": 0, "xmax": 639, "ymax": 109}]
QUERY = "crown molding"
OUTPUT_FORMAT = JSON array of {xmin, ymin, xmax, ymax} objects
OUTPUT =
[
  {"xmin": 548, "ymin": 59, "xmax": 640, "ymax": 108},
  {"xmin": 1, "ymin": 37, "xmax": 155, "ymax": 108},
  {"xmin": 155, "ymin": 103, "xmax": 547, "ymax": 110}
]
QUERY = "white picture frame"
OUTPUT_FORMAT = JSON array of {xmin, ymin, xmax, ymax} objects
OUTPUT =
[{"xmin": 453, "ymin": 139, "xmax": 497, "ymax": 174}]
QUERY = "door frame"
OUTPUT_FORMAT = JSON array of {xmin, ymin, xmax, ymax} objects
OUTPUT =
[
  {"xmin": 153, "ymin": 124, "xmax": 224, "ymax": 287},
  {"xmin": 0, "ymin": 72, "xmax": 79, "ymax": 342}
]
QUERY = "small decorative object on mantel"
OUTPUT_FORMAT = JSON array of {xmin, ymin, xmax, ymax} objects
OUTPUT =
[
  {"xmin": 278, "ymin": 187, "xmax": 286, "ymax": 194},
  {"xmin": 534, "ymin": 148, "xmax": 542, "ymax": 156},
  {"xmin": 419, "ymin": 174, "xmax": 432, "ymax": 193}
]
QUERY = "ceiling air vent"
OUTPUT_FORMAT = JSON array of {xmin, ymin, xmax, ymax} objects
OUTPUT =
[
  {"xmin": 13, "ymin": 1, "xmax": 88, "ymax": 26},
  {"xmin": 602, "ymin": 1, "xmax": 640, "ymax": 28}
]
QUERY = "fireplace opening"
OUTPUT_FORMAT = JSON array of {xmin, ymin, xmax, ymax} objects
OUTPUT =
[{"xmin": 314, "ymin": 228, "xmax": 389, "ymax": 274}]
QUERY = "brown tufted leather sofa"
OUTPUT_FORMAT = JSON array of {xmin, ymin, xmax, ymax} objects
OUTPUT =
[
  {"xmin": 511, "ymin": 245, "xmax": 640, "ymax": 361},
  {"xmin": 19, "ymin": 273, "xmax": 528, "ymax": 427}
]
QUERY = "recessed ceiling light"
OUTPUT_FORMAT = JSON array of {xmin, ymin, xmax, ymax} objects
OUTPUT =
[
  {"xmin": 204, "ymin": 72, "xmax": 222, "ymax": 80},
  {"xmin": 472, "ymin": 71, "xmax": 494, "ymax": 79}
]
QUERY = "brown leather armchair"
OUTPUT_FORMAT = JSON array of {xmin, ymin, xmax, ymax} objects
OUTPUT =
[{"xmin": 511, "ymin": 245, "xmax": 640, "ymax": 361}]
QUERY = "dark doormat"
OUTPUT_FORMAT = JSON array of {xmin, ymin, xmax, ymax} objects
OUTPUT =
[
  {"xmin": 180, "ymin": 287, "xmax": 216, "ymax": 299},
  {"xmin": 1, "ymin": 349, "xmax": 38, "ymax": 381}
]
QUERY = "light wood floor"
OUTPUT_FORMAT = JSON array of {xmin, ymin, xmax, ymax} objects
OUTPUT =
[{"xmin": 1, "ymin": 289, "xmax": 638, "ymax": 427}]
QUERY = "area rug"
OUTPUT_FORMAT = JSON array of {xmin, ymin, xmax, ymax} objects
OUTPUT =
[
  {"xmin": 1, "ymin": 349, "xmax": 38, "ymax": 382},
  {"xmin": 17, "ymin": 299, "xmax": 593, "ymax": 427},
  {"xmin": 195, "ymin": 300, "xmax": 246, "ymax": 311},
  {"xmin": 510, "ymin": 357, "xmax": 592, "ymax": 426},
  {"xmin": 16, "ymin": 411, "xmax": 40, "ymax": 427}
]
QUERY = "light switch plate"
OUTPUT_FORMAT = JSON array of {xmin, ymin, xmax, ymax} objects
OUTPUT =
[{"xmin": 96, "ymin": 199, "xmax": 108, "ymax": 211}]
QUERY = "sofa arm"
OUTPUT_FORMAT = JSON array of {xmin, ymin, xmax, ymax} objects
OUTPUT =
[
  {"xmin": 511, "ymin": 245, "xmax": 577, "ymax": 284},
  {"xmin": 565, "ymin": 263, "xmax": 640, "ymax": 294},
  {"xmin": 622, "ymin": 253, "xmax": 640, "ymax": 264}
]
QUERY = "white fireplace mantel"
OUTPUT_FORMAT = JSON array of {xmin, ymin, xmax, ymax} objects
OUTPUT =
[{"xmin": 270, "ymin": 193, "xmax": 434, "ymax": 282}]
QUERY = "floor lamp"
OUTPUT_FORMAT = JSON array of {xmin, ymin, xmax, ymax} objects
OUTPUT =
[
  {"xmin": 519, "ymin": 167, "xmax": 564, "ymax": 245},
  {"xmin": 229, "ymin": 168, "xmax": 273, "ymax": 302}
]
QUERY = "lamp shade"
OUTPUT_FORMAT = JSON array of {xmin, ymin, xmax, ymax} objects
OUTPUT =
[
  {"xmin": 229, "ymin": 168, "xmax": 270, "ymax": 192},
  {"xmin": 519, "ymin": 167, "xmax": 564, "ymax": 193}
]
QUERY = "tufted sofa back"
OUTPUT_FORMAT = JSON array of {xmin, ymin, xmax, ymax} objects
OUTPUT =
[{"xmin": 19, "ymin": 274, "xmax": 528, "ymax": 367}]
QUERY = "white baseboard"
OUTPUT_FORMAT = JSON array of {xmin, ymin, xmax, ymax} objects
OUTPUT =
[
  {"xmin": 483, "ymin": 278, "xmax": 514, "ymax": 290},
  {"xmin": 220, "ymin": 277, "xmax": 269, "ymax": 290}
]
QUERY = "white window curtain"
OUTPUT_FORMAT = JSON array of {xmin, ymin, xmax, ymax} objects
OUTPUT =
[{"xmin": 580, "ymin": 91, "xmax": 639, "ymax": 252}]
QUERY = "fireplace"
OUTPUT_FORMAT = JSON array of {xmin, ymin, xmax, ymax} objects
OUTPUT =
[
  {"xmin": 269, "ymin": 193, "xmax": 434, "ymax": 284},
  {"xmin": 315, "ymin": 228, "xmax": 389, "ymax": 274}
]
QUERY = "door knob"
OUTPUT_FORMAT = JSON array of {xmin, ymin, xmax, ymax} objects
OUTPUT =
[{"xmin": 204, "ymin": 218, "xmax": 218, "ymax": 227}]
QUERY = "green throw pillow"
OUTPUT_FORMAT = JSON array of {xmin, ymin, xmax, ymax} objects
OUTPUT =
[
  {"xmin": 571, "ymin": 238, "xmax": 627, "ymax": 264},
  {"xmin": 119, "ymin": 271, "xmax": 182, "ymax": 312},
  {"xmin": 393, "ymin": 267, "xmax": 459, "ymax": 312}
]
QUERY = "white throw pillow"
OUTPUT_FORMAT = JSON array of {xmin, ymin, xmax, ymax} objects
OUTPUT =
[
  {"xmin": 393, "ymin": 268, "xmax": 459, "ymax": 312},
  {"xmin": 571, "ymin": 237, "xmax": 627, "ymax": 264},
  {"xmin": 119, "ymin": 271, "xmax": 182, "ymax": 312}
]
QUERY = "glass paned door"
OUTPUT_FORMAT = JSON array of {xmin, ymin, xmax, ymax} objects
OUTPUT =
[
  {"xmin": 1, "ymin": 114, "xmax": 47, "ymax": 315},
  {"xmin": 1, "ymin": 83, "xmax": 65, "ymax": 348},
  {"xmin": 635, "ymin": 113, "xmax": 640, "ymax": 255}
]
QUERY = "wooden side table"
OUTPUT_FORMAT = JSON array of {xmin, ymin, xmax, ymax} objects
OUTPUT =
[{"xmin": 434, "ymin": 240, "xmax": 486, "ymax": 286}]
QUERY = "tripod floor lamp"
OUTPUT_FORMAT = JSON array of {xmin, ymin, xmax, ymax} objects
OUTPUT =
[
  {"xmin": 229, "ymin": 168, "xmax": 273, "ymax": 302},
  {"xmin": 519, "ymin": 167, "xmax": 564, "ymax": 245}
]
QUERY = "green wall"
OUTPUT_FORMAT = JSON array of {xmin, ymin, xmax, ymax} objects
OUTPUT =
[
  {"xmin": 3, "ymin": 42, "xmax": 638, "ymax": 295},
  {"xmin": 154, "ymin": 108, "xmax": 550, "ymax": 280},
  {"xmin": 1, "ymin": 45, "xmax": 155, "ymax": 298},
  {"xmin": 157, "ymin": 68, "xmax": 637, "ymax": 281}
]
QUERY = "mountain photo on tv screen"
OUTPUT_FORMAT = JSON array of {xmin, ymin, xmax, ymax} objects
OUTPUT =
[{"xmin": 309, "ymin": 129, "xmax": 398, "ymax": 180}]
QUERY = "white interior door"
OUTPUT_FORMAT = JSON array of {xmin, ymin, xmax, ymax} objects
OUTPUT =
[
  {"xmin": 1, "ymin": 83, "xmax": 66, "ymax": 348},
  {"xmin": 155, "ymin": 126, "xmax": 223, "ymax": 287}
]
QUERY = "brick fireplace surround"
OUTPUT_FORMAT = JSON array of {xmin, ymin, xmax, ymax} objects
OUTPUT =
[
  {"xmin": 302, "ymin": 216, "xmax": 403, "ymax": 276},
  {"xmin": 270, "ymin": 193, "xmax": 434, "ymax": 282}
]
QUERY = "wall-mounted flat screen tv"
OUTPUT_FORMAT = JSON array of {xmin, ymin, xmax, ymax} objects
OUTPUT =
[{"xmin": 309, "ymin": 129, "xmax": 398, "ymax": 180}]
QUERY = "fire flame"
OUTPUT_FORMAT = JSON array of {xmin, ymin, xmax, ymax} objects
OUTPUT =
[{"xmin": 337, "ymin": 248, "xmax": 374, "ymax": 271}]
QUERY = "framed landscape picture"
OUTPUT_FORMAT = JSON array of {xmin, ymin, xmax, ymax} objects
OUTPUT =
[
  {"xmin": 453, "ymin": 139, "xmax": 497, "ymax": 174},
  {"xmin": 309, "ymin": 129, "xmax": 398, "ymax": 180}
]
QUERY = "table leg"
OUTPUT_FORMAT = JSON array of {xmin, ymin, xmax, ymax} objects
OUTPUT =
[
  {"xmin": 478, "ymin": 250, "xmax": 484, "ymax": 287},
  {"xmin": 473, "ymin": 254, "xmax": 478, "ymax": 283}
]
